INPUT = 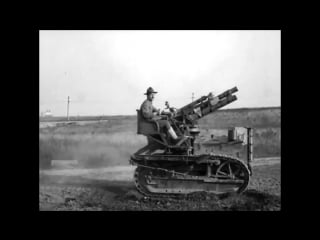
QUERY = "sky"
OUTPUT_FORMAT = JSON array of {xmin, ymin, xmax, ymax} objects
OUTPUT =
[{"xmin": 40, "ymin": 30, "xmax": 280, "ymax": 116}]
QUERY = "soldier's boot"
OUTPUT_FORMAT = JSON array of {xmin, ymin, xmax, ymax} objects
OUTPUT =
[{"xmin": 167, "ymin": 126, "xmax": 178, "ymax": 139}]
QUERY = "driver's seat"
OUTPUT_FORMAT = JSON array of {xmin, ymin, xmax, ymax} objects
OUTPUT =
[
  {"xmin": 136, "ymin": 110, "xmax": 168, "ymax": 146},
  {"xmin": 136, "ymin": 110, "xmax": 160, "ymax": 135}
]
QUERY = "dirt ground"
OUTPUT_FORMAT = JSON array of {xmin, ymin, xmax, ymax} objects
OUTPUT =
[{"xmin": 39, "ymin": 158, "xmax": 281, "ymax": 211}]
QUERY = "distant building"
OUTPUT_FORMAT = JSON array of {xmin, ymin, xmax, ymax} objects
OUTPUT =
[{"xmin": 43, "ymin": 110, "xmax": 53, "ymax": 117}]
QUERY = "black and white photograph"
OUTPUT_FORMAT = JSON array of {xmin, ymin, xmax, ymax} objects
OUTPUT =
[{"xmin": 39, "ymin": 30, "xmax": 281, "ymax": 211}]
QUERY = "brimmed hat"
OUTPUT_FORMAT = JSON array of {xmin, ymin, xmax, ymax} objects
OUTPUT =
[{"xmin": 144, "ymin": 87, "xmax": 158, "ymax": 95}]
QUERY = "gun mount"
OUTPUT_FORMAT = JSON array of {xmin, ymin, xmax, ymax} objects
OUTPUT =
[{"xmin": 130, "ymin": 86, "xmax": 252, "ymax": 197}]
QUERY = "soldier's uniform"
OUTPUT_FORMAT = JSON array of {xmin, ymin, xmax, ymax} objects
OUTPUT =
[
  {"xmin": 140, "ymin": 87, "xmax": 186, "ymax": 145},
  {"xmin": 140, "ymin": 99, "xmax": 171, "ymax": 131},
  {"xmin": 140, "ymin": 99, "xmax": 158, "ymax": 120}
]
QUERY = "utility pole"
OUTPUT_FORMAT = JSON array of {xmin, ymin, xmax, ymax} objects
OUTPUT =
[
  {"xmin": 192, "ymin": 92, "xmax": 194, "ymax": 102},
  {"xmin": 67, "ymin": 96, "xmax": 70, "ymax": 121}
]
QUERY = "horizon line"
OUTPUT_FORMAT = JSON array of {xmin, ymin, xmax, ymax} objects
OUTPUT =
[{"xmin": 39, "ymin": 105, "xmax": 281, "ymax": 118}]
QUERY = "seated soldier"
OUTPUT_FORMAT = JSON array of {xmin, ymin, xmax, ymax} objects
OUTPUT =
[{"xmin": 140, "ymin": 87, "xmax": 187, "ymax": 145}]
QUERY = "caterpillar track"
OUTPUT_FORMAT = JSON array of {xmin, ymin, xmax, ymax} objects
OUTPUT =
[{"xmin": 131, "ymin": 154, "xmax": 250, "ymax": 198}]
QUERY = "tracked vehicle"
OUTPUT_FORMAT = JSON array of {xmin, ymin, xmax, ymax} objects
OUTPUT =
[{"xmin": 130, "ymin": 87, "xmax": 253, "ymax": 197}]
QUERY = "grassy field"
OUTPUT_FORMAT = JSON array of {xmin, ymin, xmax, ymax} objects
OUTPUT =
[
  {"xmin": 39, "ymin": 107, "xmax": 281, "ymax": 168},
  {"xmin": 197, "ymin": 107, "xmax": 280, "ymax": 128},
  {"xmin": 40, "ymin": 131, "xmax": 146, "ymax": 168}
]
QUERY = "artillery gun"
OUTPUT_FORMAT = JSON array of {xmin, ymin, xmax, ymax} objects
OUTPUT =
[{"xmin": 130, "ymin": 87, "xmax": 253, "ymax": 197}]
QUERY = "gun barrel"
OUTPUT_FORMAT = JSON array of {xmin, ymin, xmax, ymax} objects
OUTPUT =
[
  {"xmin": 178, "ymin": 87, "xmax": 237, "ymax": 112},
  {"xmin": 210, "ymin": 95, "xmax": 237, "ymax": 112},
  {"xmin": 217, "ymin": 86, "xmax": 238, "ymax": 99},
  {"xmin": 179, "ymin": 96, "xmax": 207, "ymax": 112},
  {"xmin": 173, "ymin": 86, "xmax": 238, "ymax": 123}
]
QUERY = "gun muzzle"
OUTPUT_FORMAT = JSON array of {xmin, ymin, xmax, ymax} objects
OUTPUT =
[{"xmin": 218, "ymin": 86, "xmax": 238, "ymax": 99}]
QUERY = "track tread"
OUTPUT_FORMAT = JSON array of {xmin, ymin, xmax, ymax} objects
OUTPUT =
[{"xmin": 132, "ymin": 153, "xmax": 250, "ymax": 198}]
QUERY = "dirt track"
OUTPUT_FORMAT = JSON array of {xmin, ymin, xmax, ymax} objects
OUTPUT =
[{"xmin": 39, "ymin": 158, "xmax": 281, "ymax": 211}]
